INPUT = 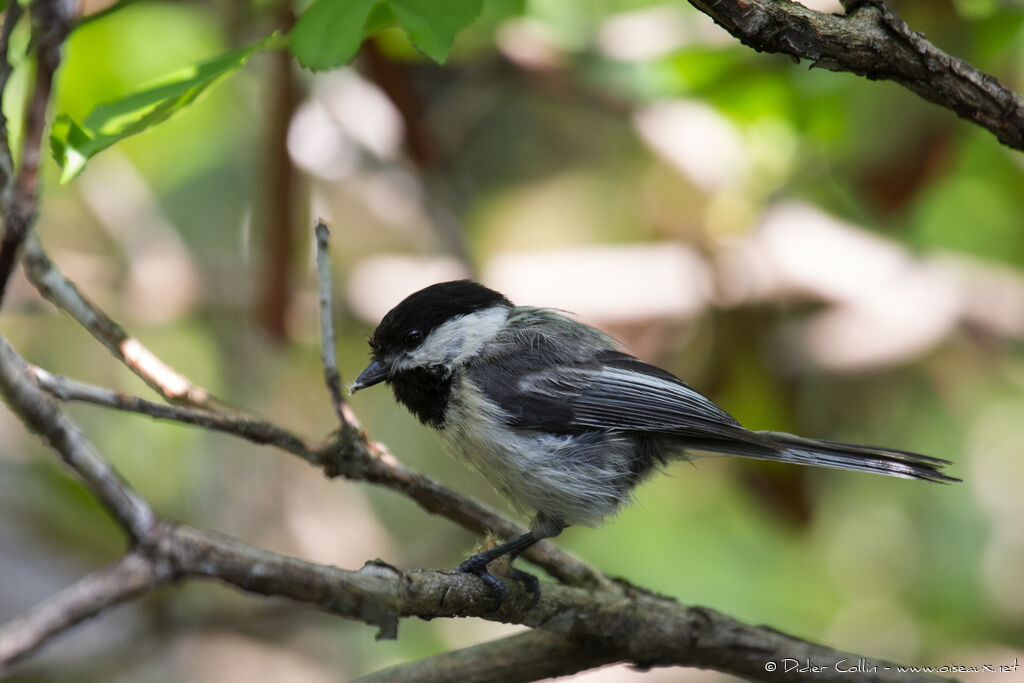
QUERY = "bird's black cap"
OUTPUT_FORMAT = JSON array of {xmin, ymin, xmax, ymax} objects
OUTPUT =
[{"xmin": 369, "ymin": 280, "xmax": 512, "ymax": 355}]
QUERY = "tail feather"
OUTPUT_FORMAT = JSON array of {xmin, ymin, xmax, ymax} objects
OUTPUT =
[{"xmin": 748, "ymin": 431, "xmax": 960, "ymax": 483}]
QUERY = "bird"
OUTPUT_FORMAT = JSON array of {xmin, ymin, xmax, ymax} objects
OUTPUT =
[{"xmin": 350, "ymin": 280, "xmax": 958, "ymax": 606}]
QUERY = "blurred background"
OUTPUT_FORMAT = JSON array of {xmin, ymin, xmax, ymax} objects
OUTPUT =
[{"xmin": 2, "ymin": 0, "xmax": 1024, "ymax": 680}]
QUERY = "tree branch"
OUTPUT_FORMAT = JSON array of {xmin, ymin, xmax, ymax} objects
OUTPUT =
[
  {"xmin": 157, "ymin": 524, "xmax": 960, "ymax": 683},
  {"xmin": 0, "ymin": 554, "xmax": 170, "ymax": 668},
  {"xmin": 0, "ymin": 0, "xmax": 74, "ymax": 307},
  {"xmin": 686, "ymin": 0, "xmax": 1024, "ymax": 151},
  {"xmin": 353, "ymin": 629, "xmax": 621, "ymax": 683},
  {"xmin": 0, "ymin": 336, "xmax": 155, "ymax": 541},
  {"xmin": 20, "ymin": 233, "xmax": 230, "ymax": 411},
  {"xmin": 313, "ymin": 219, "xmax": 358, "ymax": 427}
]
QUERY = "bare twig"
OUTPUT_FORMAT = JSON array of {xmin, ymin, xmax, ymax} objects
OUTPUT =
[
  {"xmin": 0, "ymin": 554, "xmax": 170, "ymax": 668},
  {"xmin": 313, "ymin": 219, "xmax": 357, "ymax": 427},
  {"xmin": 0, "ymin": 337, "xmax": 155, "ymax": 541},
  {"xmin": 0, "ymin": 0, "xmax": 74, "ymax": 308},
  {"xmin": 20, "ymin": 234, "xmax": 228, "ymax": 411},
  {"xmin": 29, "ymin": 365, "xmax": 321, "ymax": 464},
  {"xmin": 686, "ymin": 0, "xmax": 1024, "ymax": 151}
]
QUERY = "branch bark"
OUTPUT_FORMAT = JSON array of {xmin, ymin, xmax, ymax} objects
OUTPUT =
[
  {"xmin": 0, "ymin": 337, "xmax": 156, "ymax": 541},
  {"xmin": 0, "ymin": 554, "xmax": 170, "ymax": 668},
  {"xmin": 686, "ymin": 0, "xmax": 1024, "ymax": 151},
  {"xmin": 0, "ymin": 512, "xmax": 957, "ymax": 683},
  {"xmin": 353, "ymin": 629, "xmax": 621, "ymax": 683}
]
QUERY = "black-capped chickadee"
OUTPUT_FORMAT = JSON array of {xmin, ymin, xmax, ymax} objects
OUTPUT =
[{"xmin": 351, "ymin": 280, "xmax": 958, "ymax": 604}]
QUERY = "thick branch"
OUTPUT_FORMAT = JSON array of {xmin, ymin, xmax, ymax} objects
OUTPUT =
[
  {"xmin": 166, "ymin": 524, "xmax": 951, "ymax": 683},
  {"xmin": 0, "ymin": 554, "xmax": 170, "ymax": 668},
  {"xmin": 686, "ymin": 0, "xmax": 1024, "ymax": 151}
]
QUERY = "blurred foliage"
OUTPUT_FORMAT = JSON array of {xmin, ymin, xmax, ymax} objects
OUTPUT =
[{"xmin": 2, "ymin": 0, "xmax": 1024, "ymax": 681}]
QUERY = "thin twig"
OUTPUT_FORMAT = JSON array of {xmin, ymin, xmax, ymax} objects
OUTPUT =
[
  {"xmin": 0, "ymin": 554, "xmax": 169, "ymax": 669},
  {"xmin": 20, "ymin": 233, "xmax": 229, "ymax": 411},
  {"xmin": 29, "ymin": 365, "xmax": 321, "ymax": 464},
  {"xmin": 313, "ymin": 219, "xmax": 357, "ymax": 427},
  {"xmin": 686, "ymin": 0, "xmax": 1024, "ymax": 151},
  {"xmin": 0, "ymin": 336, "xmax": 155, "ymax": 541}
]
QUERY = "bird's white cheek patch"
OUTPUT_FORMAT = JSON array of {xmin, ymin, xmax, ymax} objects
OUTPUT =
[{"xmin": 404, "ymin": 306, "xmax": 510, "ymax": 368}]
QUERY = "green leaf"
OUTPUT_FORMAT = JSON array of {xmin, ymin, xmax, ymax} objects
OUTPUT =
[
  {"xmin": 50, "ymin": 34, "xmax": 277, "ymax": 183},
  {"xmin": 289, "ymin": 0, "xmax": 380, "ymax": 70},
  {"xmin": 389, "ymin": 0, "xmax": 483, "ymax": 63},
  {"xmin": 364, "ymin": 2, "xmax": 399, "ymax": 36}
]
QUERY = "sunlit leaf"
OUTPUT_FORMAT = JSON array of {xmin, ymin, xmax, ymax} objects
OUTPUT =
[{"xmin": 49, "ymin": 34, "xmax": 277, "ymax": 183}]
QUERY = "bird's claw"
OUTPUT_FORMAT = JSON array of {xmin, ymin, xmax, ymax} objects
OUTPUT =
[{"xmin": 455, "ymin": 557, "xmax": 540, "ymax": 611}]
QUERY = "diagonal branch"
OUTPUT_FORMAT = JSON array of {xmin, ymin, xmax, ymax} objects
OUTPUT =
[
  {"xmin": 0, "ymin": 553, "xmax": 170, "ymax": 668},
  {"xmin": 686, "ymin": 0, "xmax": 1024, "ymax": 151},
  {"xmin": 0, "ymin": 336, "xmax": 155, "ymax": 541},
  {"xmin": 20, "ymin": 233, "xmax": 231, "ymax": 411}
]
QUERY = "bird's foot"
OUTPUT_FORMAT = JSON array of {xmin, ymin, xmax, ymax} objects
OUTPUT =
[
  {"xmin": 455, "ymin": 555, "xmax": 541, "ymax": 611},
  {"xmin": 456, "ymin": 554, "xmax": 507, "ymax": 611}
]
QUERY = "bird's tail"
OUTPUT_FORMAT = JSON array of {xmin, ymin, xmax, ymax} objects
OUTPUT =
[{"xmin": 744, "ymin": 431, "xmax": 960, "ymax": 483}]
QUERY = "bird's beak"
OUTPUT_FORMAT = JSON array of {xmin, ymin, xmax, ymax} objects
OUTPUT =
[{"xmin": 350, "ymin": 359, "xmax": 388, "ymax": 394}]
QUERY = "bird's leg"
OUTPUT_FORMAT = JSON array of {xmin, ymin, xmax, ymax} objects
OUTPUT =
[
  {"xmin": 456, "ymin": 531, "xmax": 540, "ymax": 610},
  {"xmin": 456, "ymin": 515, "xmax": 566, "ymax": 610}
]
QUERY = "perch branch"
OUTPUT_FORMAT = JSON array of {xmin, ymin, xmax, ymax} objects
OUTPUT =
[
  {"xmin": 686, "ymin": 0, "xmax": 1024, "ymax": 151},
  {"xmin": 0, "ymin": 511, "xmax": 955, "ymax": 682}
]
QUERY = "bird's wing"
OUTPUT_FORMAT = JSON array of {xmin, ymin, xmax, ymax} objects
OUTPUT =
[{"xmin": 477, "ymin": 350, "xmax": 770, "ymax": 446}]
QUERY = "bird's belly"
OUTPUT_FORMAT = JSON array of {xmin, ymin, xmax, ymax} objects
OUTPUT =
[{"xmin": 438, "ymin": 401, "xmax": 636, "ymax": 527}]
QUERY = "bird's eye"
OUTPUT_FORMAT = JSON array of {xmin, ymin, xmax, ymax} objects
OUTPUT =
[{"xmin": 403, "ymin": 329, "xmax": 424, "ymax": 349}]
